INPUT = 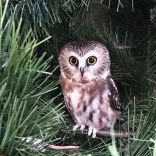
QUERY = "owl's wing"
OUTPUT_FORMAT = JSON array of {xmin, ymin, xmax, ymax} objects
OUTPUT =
[{"xmin": 106, "ymin": 76, "xmax": 122, "ymax": 111}]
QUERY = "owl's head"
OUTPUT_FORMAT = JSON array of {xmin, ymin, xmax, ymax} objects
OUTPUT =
[{"xmin": 58, "ymin": 41, "xmax": 111, "ymax": 82}]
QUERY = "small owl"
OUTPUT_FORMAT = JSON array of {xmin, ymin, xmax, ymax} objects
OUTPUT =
[{"xmin": 58, "ymin": 41, "xmax": 121, "ymax": 138}]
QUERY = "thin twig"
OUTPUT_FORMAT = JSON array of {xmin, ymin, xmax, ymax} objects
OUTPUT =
[
  {"xmin": 48, "ymin": 145, "xmax": 79, "ymax": 150},
  {"xmin": 114, "ymin": 44, "xmax": 136, "ymax": 49}
]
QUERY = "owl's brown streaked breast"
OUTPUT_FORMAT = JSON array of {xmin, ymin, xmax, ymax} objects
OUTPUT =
[{"xmin": 59, "ymin": 74, "xmax": 120, "ymax": 130}]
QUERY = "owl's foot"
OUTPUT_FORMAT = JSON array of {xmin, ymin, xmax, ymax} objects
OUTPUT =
[
  {"xmin": 73, "ymin": 124, "xmax": 85, "ymax": 132},
  {"xmin": 80, "ymin": 125, "xmax": 85, "ymax": 132},
  {"xmin": 73, "ymin": 124, "xmax": 80, "ymax": 131},
  {"xmin": 88, "ymin": 127, "xmax": 97, "ymax": 138},
  {"xmin": 73, "ymin": 124, "xmax": 97, "ymax": 138}
]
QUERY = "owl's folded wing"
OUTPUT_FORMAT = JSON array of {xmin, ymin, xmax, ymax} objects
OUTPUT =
[{"xmin": 106, "ymin": 76, "xmax": 122, "ymax": 111}]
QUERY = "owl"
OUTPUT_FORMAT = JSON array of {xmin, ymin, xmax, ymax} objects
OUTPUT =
[{"xmin": 58, "ymin": 41, "xmax": 121, "ymax": 138}]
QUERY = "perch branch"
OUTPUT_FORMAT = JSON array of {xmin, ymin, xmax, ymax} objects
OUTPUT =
[{"xmin": 96, "ymin": 130, "xmax": 135, "ymax": 139}]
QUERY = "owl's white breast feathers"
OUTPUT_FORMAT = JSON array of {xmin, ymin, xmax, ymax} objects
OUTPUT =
[
  {"xmin": 60, "ymin": 74, "xmax": 121, "ymax": 131},
  {"xmin": 102, "ymin": 88, "xmax": 111, "ymax": 99},
  {"xmin": 101, "ymin": 70, "xmax": 110, "ymax": 79},
  {"xmin": 68, "ymin": 89, "xmax": 81, "ymax": 109}
]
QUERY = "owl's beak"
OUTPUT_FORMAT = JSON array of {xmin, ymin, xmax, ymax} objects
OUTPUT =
[{"xmin": 80, "ymin": 67, "xmax": 85, "ymax": 77}]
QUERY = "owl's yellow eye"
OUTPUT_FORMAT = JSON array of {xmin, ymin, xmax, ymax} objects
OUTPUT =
[
  {"xmin": 69, "ymin": 56, "xmax": 78, "ymax": 66},
  {"xmin": 87, "ymin": 56, "xmax": 97, "ymax": 65}
]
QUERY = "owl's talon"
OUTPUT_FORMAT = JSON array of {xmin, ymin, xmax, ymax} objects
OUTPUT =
[
  {"xmin": 92, "ymin": 134, "xmax": 96, "ymax": 138},
  {"xmin": 73, "ymin": 124, "xmax": 80, "ymax": 131},
  {"xmin": 92, "ymin": 128, "xmax": 97, "ymax": 138},
  {"xmin": 80, "ymin": 125, "xmax": 85, "ymax": 132},
  {"xmin": 88, "ymin": 127, "xmax": 93, "ymax": 136}
]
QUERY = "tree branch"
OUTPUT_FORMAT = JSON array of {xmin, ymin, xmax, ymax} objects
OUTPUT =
[{"xmin": 96, "ymin": 130, "xmax": 135, "ymax": 139}]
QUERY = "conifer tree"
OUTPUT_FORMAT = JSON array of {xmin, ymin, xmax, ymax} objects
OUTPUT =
[{"xmin": 1, "ymin": 0, "xmax": 156, "ymax": 155}]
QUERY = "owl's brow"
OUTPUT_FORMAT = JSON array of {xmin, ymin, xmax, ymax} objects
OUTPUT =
[{"xmin": 64, "ymin": 41, "xmax": 100, "ymax": 56}]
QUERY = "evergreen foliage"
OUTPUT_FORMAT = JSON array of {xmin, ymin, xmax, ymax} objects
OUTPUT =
[{"xmin": 0, "ymin": 0, "xmax": 156, "ymax": 155}]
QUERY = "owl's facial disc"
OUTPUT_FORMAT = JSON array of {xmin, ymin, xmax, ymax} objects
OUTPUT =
[{"xmin": 68, "ymin": 52, "xmax": 99, "ymax": 79}]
